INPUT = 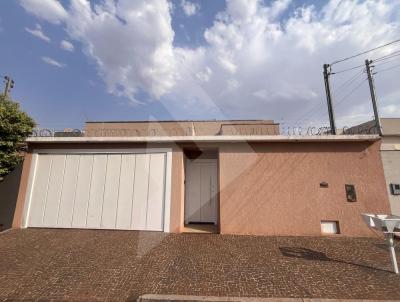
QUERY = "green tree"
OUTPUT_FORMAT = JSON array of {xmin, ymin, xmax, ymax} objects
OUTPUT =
[{"xmin": 0, "ymin": 95, "xmax": 35, "ymax": 179}]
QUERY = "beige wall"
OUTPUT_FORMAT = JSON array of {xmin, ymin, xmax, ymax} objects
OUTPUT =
[
  {"xmin": 218, "ymin": 141, "xmax": 390, "ymax": 236},
  {"xmin": 382, "ymin": 118, "xmax": 400, "ymax": 135},
  {"xmin": 381, "ymin": 135, "xmax": 400, "ymax": 215},
  {"xmin": 381, "ymin": 151, "xmax": 400, "ymax": 215},
  {"xmin": 84, "ymin": 120, "xmax": 279, "ymax": 137}
]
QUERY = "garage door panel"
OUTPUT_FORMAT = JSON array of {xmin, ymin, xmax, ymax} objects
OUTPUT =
[
  {"xmin": 27, "ymin": 151, "xmax": 169, "ymax": 231},
  {"xmin": 116, "ymin": 154, "xmax": 136, "ymax": 229},
  {"xmin": 147, "ymin": 154, "xmax": 165, "ymax": 231},
  {"xmin": 72, "ymin": 155, "xmax": 93, "ymax": 228},
  {"xmin": 86, "ymin": 155, "xmax": 107, "ymax": 228},
  {"xmin": 29, "ymin": 155, "xmax": 53, "ymax": 226},
  {"xmin": 132, "ymin": 154, "xmax": 150, "ymax": 230},
  {"xmin": 57, "ymin": 155, "xmax": 80, "ymax": 227},
  {"xmin": 42, "ymin": 155, "xmax": 66, "ymax": 226},
  {"xmin": 101, "ymin": 155, "xmax": 122, "ymax": 228}
]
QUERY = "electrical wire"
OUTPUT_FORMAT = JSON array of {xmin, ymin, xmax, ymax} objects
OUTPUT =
[
  {"xmin": 331, "ymin": 64, "xmax": 365, "ymax": 75},
  {"xmin": 334, "ymin": 77, "xmax": 368, "ymax": 108},
  {"xmin": 373, "ymin": 48, "xmax": 400, "ymax": 59},
  {"xmin": 292, "ymin": 43, "xmax": 398, "ymax": 126},
  {"xmin": 376, "ymin": 63, "xmax": 400, "ymax": 74},
  {"xmin": 373, "ymin": 56, "xmax": 400, "ymax": 67},
  {"xmin": 372, "ymin": 54, "xmax": 400, "ymax": 66},
  {"xmin": 292, "ymin": 103, "xmax": 327, "ymax": 126},
  {"xmin": 330, "ymin": 38, "xmax": 400, "ymax": 66},
  {"xmin": 373, "ymin": 52, "xmax": 400, "ymax": 64},
  {"xmin": 332, "ymin": 68, "xmax": 365, "ymax": 96},
  {"xmin": 311, "ymin": 78, "xmax": 368, "ymax": 125},
  {"xmin": 294, "ymin": 69, "xmax": 366, "ymax": 126}
]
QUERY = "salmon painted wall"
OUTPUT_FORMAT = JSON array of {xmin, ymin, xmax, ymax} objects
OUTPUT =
[
  {"xmin": 13, "ymin": 140, "xmax": 390, "ymax": 237},
  {"xmin": 218, "ymin": 141, "xmax": 390, "ymax": 236},
  {"xmin": 12, "ymin": 152, "xmax": 32, "ymax": 228},
  {"xmin": 169, "ymin": 146, "xmax": 185, "ymax": 233}
]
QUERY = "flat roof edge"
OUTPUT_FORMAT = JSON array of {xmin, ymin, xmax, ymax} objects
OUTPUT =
[
  {"xmin": 26, "ymin": 135, "xmax": 380, "ymax": 144},
  {"xmin": 85, "ymin": 119, "xmax": 277, "ymax": 124}
]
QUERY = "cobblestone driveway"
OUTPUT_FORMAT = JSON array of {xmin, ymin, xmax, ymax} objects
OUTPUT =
[{"xmin": 0, "ymin": 229, "xmax": 399, "ymax": 301}]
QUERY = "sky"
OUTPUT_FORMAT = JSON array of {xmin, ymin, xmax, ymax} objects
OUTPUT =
[{"xmin": 0, "ymin": 0, "xmax": 400, "ymax": 130}]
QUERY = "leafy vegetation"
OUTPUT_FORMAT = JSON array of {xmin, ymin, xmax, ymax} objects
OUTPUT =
[{"xmin": 0, "ymin": 95, "xmax": 35, "ymax": 178}]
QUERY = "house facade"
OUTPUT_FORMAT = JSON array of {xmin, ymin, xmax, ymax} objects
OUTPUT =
[{"xmin": 12, "ymin": 120, "xmax": 391, "ymax": 236}]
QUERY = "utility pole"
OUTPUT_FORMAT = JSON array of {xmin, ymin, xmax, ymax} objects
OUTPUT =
[
  {"xmin": 365, "ymin": 59, "xmax": 383, "ymax": 136},
  {"xmin": 323, "ymin": 64, "xmax": 336, "ymax": 135},
  {"xmin": 3, "ymin": 76, "xmax": 14, "ymax": 97}
]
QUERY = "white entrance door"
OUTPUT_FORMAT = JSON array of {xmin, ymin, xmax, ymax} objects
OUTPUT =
[
  {"xmin": 25, "ymin": 150, "xmax": 170, "ymax": 231},
  {"xmin": 185, "ymin": 159, "xmax": 218, "ymax": 224}
]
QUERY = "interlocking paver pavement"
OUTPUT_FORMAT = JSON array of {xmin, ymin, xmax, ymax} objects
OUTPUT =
[{"xmin": 0, "ymin": 229, "xmax": 399, "ymax": 301}]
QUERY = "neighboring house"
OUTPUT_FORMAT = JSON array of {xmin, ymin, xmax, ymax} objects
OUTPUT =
[
  {"xmin": 347, "ymin": 118, "xmax": 400, "ymax": 216},
  {"xmin": 12, "ymin": 120, "xmax": 391, "ymax": 236}
]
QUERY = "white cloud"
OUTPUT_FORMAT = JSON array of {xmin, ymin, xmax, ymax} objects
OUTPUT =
[
  {"xmin": 24, "ymin": 24, "xmax": 50, "ymax": 42},
  {"xmin": 267, "ymin": 0, "xmax": 292, "ymax": 20},
  {"xmin": 63, "ymin": 0, "xmax": 176, "ymax": 102},
  {"xmin": 19, "ymin": 0, "xmax": 67, "ymax": 24},
  {"xmin": 20, "ymin": 0, "xmax": 400, "ymax": 126},
  {"xmin": 196, "ymin": 67, "xmax": 212, "ymax": 82},
  {"xmin": 382, "ymin": 105, "xmax": 400, "ymax": 116},
  {"xmin": 41, "ymin": 56, "xmax": 65, "ymax": 68},
  {"xmin": 169, "ymin": 0, "xmax": 400, "ymax": 125},
  {"xmin": 60, "ymin": 39, "xmax": 74, "ymax": 51},
  {"xmin": 180, "ymin": 0, "xmax": 200, "ymax": 17}
]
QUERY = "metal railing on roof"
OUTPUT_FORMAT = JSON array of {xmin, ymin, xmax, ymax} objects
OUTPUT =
[{"xmin": 30, "ymin": 128, "xmax": 84, "ymax": 137}]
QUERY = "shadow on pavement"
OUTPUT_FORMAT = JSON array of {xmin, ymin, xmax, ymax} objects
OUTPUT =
[{"xmin": 279, "ymin": 246, "xmax": 392, "ymax": 273}]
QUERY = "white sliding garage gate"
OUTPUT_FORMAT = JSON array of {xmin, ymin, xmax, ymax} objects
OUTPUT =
[{"xmin": 23, "ymin": 149, "xmax": 171, "ymax": 232}]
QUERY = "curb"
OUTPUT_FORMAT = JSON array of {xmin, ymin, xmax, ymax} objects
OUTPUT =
[{"xmin": 137, "ymin": 294, "xmax": 400, "ymax": 302}]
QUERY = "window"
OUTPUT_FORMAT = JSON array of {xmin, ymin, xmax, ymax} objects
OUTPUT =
[
  {"xmin": 345, "ymin": 184, "xmax": 357, "ymax": 202},
  {"xmin": 390, "ymin": 183, "xmax": 400, "ymax": 195},
  {"xmin": 321, "ymin": 221, "xmax": 340, "ymax": 234}
]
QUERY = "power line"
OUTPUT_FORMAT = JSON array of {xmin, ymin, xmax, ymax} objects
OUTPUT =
[
  {"xmin": 331, "ymin": 38, "xmax": 400, "ymax": 66},
  {"xmin": 313, "ymin": 78, "xmax": 367, "ymax": 123},
  {"xmin": 332, "ymin": 68, "xmax": 365, "ymax": 95},
  {"xmin": 374, "ymin": 56, "xmax": 400, "ymax": 67},
  {"xmin": 292, "ymin": 103, "xmax": 326, "ymax": 125},
  {"xmin": 373, "ymin": 52, "xmax": 400, "ymax": 64},
  {"xmin": 376, "ymin": 63, "xmax": 400, "ymax": 74},
  {"xmin": 335, "ymin": 77, "xmax": 368, "ymax": 108},
  {"xmin": 372, "ymin": 53, "xmax": 400, "ymax": 65},
  {"xmin": 297, "ymin": 68, "xmax": 365, "ymax": 126},
  {"xmin": 331, "ymin": 64, "xmax": 365, "ymax": 75}
]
